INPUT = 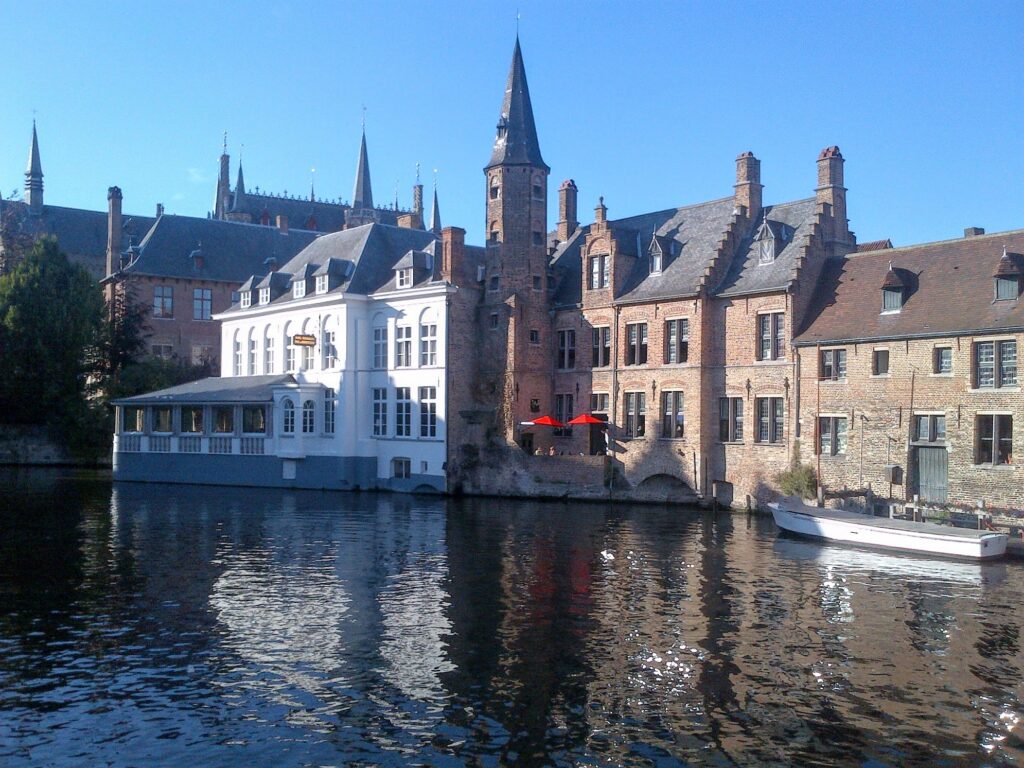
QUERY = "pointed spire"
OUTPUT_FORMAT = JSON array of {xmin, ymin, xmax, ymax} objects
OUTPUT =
[
  {"xmin": 487, "ymin": 37, "xmax": 547, "ymax": 171},
  {"xmin": 25, "ymin": 121, "xmax": 44, "ymax": 214},
  {"xmin": 352, "ymin": 128, "xmax": 373, "ymax": 210},
  {"xmin": 232, "ymin": 160, "xmax": 246, "ymax": 211},
  {"xmin": 430, "ymin": 172, "xmax": 441, "ymax": 234},
  {"xmin": 310, "ymin": 167, "xmax": 316, "ymax": 201}
]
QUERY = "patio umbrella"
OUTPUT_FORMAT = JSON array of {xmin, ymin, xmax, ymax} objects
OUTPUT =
[
  {"xmin": 531, "ymin": 415, "xmax": 566, "ymax": 428},
  {"xmin": 568, "ymin": 413, "xmax": 606, "ymax": 425}
]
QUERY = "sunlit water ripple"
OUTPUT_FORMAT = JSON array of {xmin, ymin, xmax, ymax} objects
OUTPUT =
[{"xmin": 0, "ymin": 468, "xmax": 1021, "ymax": 766}]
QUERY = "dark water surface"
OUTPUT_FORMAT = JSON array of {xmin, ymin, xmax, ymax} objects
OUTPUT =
[{"xmin": 1, "ymin": 469, "xmax": 1022, "ymax": 767}]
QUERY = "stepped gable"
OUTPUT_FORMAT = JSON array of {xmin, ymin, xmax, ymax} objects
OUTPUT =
[
  {"xmin": 714, "ymin": 197, "xmax": 819, "ymax": 297},
  {"xmin": 796, "ymin": 229, "xmax": 1024, "ymax": 345},
  {"xmin": 248, "ymin": 222, "xmax": 441, "ymax": 305},
  {"xmin": 2, "ymin": 200, "xmax": 153, "ymax": 279},
  {"xmin": 119, "ymin": 214, "xmax": 319, "ymax": 283}
]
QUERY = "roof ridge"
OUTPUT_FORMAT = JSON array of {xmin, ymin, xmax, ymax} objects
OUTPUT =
[{"xmin": 850, "ymin": 227, "xmax": 1024, "ymax": 257}]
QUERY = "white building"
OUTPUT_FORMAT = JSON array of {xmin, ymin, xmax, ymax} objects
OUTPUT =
[{"xmin": 112, "ymin": 222, "xmax": 458, "ymax": 492}]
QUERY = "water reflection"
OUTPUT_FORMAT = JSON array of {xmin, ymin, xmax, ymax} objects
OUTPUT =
[{"xmin": 1, "ymin": 469, "xmax": 1023, "ymax": 766}]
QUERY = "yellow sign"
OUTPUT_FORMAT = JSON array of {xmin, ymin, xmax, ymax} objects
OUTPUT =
[{"xmin": 293, "ymin": 334, "xmax": 316, "ymax": 347}]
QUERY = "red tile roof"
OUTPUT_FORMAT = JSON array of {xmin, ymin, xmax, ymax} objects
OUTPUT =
[{"xmin": 796, "ymin": 230, "xmax": 1024, "ymax": 345}]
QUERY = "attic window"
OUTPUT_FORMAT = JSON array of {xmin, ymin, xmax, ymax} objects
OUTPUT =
[
  {"xmin": 240, "ymin": 291, "xmax": 252, "ymax": 309},
  {"xmin": 316, "ymin": 274, "xmax": 329, "ymax": 294},
  {"xmin": 397, "ymin": 268, "xmax": 413, "ymax": 288},
  {"xmin": 758, "ymin": 237, "xmax": 775, "ymax": 265},
  {"xmin": 650, "ymin": 249, "xmax": 663, "ymax": 275},
  {"xmin": 995, "ymin": 276, "xmax": 1019, "ymax": 301},
  {"xmin": 259, "ymin": 287, "xmax": 271, "ymax": 305},
  {"xmin": 293, "ymin": 280, "xmax": 306, "ymax": 299},
  {"xmin": 882, "ymin": 287, "xmax": 903, "ymax": 312}
]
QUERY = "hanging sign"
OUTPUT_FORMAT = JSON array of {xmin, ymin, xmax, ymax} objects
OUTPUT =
[{"xmin": 293, "ymin": 334, "xmax": 317, "ymax": 347}]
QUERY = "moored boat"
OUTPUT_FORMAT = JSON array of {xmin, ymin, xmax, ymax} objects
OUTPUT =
[{"xmin": 768, "ymin": 497, "xmax": 1007, "ymax": 561}]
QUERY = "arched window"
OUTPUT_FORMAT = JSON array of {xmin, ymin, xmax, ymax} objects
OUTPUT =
[
  {"xmin": 264, "ymin": 325, "xmax": 276, "ymax": 374},
  {"xmin": 322, "ymin": 316, "xmax": 337, "ymax": 369},
  {"xmin": 284, "ymin": 322, "xmax": 296, "ymax": 372},
  {"xmin": 300, "ymin": 320, "xmax": 314, "ymax": 371},
  {"xmin": 282, "ymin": 398, "xmax": 295, "ymax": 434},
  {"xmin": 302, "ymin": 399, "xmax": 315, "ymax": 433},
  {"xmin": 247, "ymin": 329, "xmax": 258, "ymax": 374},
  {"xmin": 232, "ymin": 330, "xmax": 243, "ymax": 376}
]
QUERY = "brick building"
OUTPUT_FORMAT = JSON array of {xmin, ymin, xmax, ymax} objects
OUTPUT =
[{"xmin": 795, "ymin": 230, "xmax": 1023, "ymax": 512}]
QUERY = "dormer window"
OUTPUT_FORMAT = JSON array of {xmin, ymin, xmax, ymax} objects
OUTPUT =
[
  {"xmin": 995, "ymin": 276, "xmax": 1019, "ymax": 301},
  {"xmin": 293, "ymin": 280, "xmax": 306, "ymax": 299},
  {"xmin": 240, "ymin": 291, "xmax": 251, "ymax": 309},
  {"xmin": 397, "ymin": 268, "xmax": 413, "ymax": 288},
  {"xmin": 316, "ymin": 274, "xmax": 329, "ymax": 294},
  {"xmin": 758, "ymin": 237, "xmax": 775, "ymax": 265},
  {"xmin": 882, "ymin": 287, "xmax": 904, "ymax": 312},
  {"xmin": 651, "ymin": 251, "xmax": 662, "ymax": 274},
  {"xmin": 259, "ymin": 287, "xmax": 270, "ymax": 305}
]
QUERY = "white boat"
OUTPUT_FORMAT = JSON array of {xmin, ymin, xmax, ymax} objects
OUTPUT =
[{"xmin": 768, "ymin": 497, "xmax": 1007, "ymax": 561}]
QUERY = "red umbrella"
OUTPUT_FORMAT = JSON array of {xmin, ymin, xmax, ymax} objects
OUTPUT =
[
  {"xmin": 531, "ymin": 415, "xmax": 566, "ymax": 428},
  {"xmin": 568, "ymin": 413, "xmax": 606, "ymax": 425}
]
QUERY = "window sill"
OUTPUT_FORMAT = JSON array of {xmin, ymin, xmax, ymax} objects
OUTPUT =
[
  {"xmin": 969, "ymin": 387, "xmax": 1020, "ymax": 393},
  {"xmin": 870, "ymin": 374, "xmax": 891, "ymax": 379},
  {"xmin": 753, "ymin": 441, "xmax": 786, "ymax": 447},
  {"xmin": 658, "ymin": 437, "xmax": 686, "ymax": 442},
  {"xmin": 754, "ymin": 358, "xmax": 788, "ymax": 365},
  {"xmin": 818, "ymin": 378, "xmax": 847, "ymax": 383},
  {"xmin": 972, "ymin": 463, "xmax": 1018, "ymax": 471},
  {"xmin": 929, "ymin": 372, "xmax": 954, "ymax": 378},
  {"xmin": 818, "ymin": 453, "xmax": 847, "ymax": 459},
  {"xmin": 719, "ymin": 440, "xmax": 745, "ymax": 446}
]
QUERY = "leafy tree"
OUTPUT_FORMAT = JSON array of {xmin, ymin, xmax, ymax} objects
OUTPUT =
[
  {"xmin": 108, "ymin": 357, "xmax": 214, "ymax": 402},
  {"xmin": 0, "ymin": 236, "xmax": 104, "ymax": 430}
]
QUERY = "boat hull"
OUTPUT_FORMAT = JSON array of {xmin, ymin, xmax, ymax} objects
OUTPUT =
[{"xmin": 769, "ymin": 502, "xmax": 1007, "ymax": 561}]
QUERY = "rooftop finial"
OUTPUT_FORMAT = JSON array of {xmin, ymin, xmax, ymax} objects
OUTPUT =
[
  {"xmin": 516, "ymin": 8, "xmax": 520, "ymax": 35},
  {"xmin": 416, "ymin": 162, "xmax": 421, "ymax": 184},
  {"xmin": 433, "ymin": 168, "xmax": 438, "ymax": 189},
  {"xmin": 889, "ymin": 260, "xmax": 894, "ymax": 271},
  {"xmin": 1003, "ymin": 245, "xmax": 1009, "ymax": 259},
  {"xmin": 223, "ymin": 131, "xmax": 227, "ymax": 154},
  {"xmin": 361, "ymin": 104, "xmax": 366, "ymax": 131},
  {"xmin": 310, "ymin": 167, "xmax": 316, "ymax": 201}
]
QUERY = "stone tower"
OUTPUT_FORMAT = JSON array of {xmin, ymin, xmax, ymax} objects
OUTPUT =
[{"xmin": 480, "ymin": 37, "xmax": 552, "ymax": 445}]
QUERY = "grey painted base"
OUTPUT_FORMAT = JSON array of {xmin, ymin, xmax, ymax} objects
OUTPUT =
[{"xmin": 113, "ymin": 452, "xmax": 446, "ymax": 493}]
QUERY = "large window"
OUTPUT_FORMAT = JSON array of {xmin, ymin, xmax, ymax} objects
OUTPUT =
[
  {"xmin": 286, "ymin": 336, "xmax": 297, "ymax": 372},
  {"xmin": 153, "ymin": 286, "xmax": 173, "ymax": 318},
  {"xmin": 419, "ymin": 387, "xmax": 437, "ymax": 438},
  {"xmin": 233, "ymin": 339, "xmax": 242, "ymax": 376},
  {"xmin": 395, "ymin": 326, "xmax": 412, "ymax": 368},
  {"xmin": 665, "ymin": 319, "xmax": 689, "ymax": 364},
  {"xmin": 755, "ymin": 397, "xmax": 784, "ymax": 444},
  {"xmin": 661, "ymin": 391, "xmax": 684, "ymax": 438},
  {"xmin": 592, "ymin": 327, "xmax": 611, "ymax": 368},
  {"xmin": 243, "ymin": 406, "xmax": 266, "ymax": 434},
  {"xmin": 625, "ymin": 323, "xmax": 648, "ymax": 365},
  {"xmin": 301, "ymin": 341, "xmax": 314, "ymax": 372},
  {"xmin": 373, "ymin": 327, "xmax": 388, "ymax": 369},
  {"xmin": 323, "ymin": 330, "xmax": 338, "ymax": 369},
  {"xmin": 757, "ymin": 313, "xmax": 784, "ymax": 361},
  {"xmin": 624, "ymin": 392, "xmax": 646, "ymax": 439},
  {"xmin": 213, "ymin": 406, "xmax": 234, "ymax": 434},
  {"xmin": 591, "ymin": 392, "xmax": 609, "ymax": 418},
  {"xmin": 974, "ymin": 340, "xmax": 1017, "ymax": 388},
  {"xmin": 976, "ymin": 414, "xmax": 1013, "ymax": 465},
  {"xmin": 554, "ymin": 393, "xmax": 573, "ymax": 437},
  {"xmin": 153, "ymin": 407, "xmax": 172, "ymax": 433},
  {"xmin": 282, "ymin": 398, "xmax": 295, "ymax": 434},
  {"xmin": 193, "ymin": 288, "xmax": 212, "ymax": 320},
  {"xmin": 820, "ymin": 348, "xmax": 847, "ymax": 380},
  {"xmin": 719, "ymin": 398, "xmax": 744, "ymax": 442},
  {"xmin": 556, "ymin": 330, "xmax": 576, "ymax": 369},
  {"xmin": 872, "ymin": 348, "xmax": 890, "ymax": 376},
  {"xmin": 301, "ymin": 400, "xmax": 315, "ymax": 433},
  {"xmin": 181, "ymin": 407, "xmax": 203, "ymax": 433},
  {"xmin": 324, "ymin": 388, "xmax": 336, "ymax": 434},
  {"xmin": 420, "ymin": 324, "xmax": 437, "ymax": 366},
  {"xmin": 392, "ymin": 457, "xmax": 411, "ymax": 479},
  {"xmin": 395, "ymin": 387, "xmax": 412, "ymax": 437},
  {"xmin": 588, "ymin": 254, "xmax": 609, "ymax": 289},
  {"xmin": 372, "ymin": 389, "xmax": 387, "ymax": 437},
  {"xmin": 818, "ymin": 416, "xmax": 848, "ymax": 456},
  {"xmin": 248, "ymin": 337, "xmax": 257, "ymax": 374},
  {"xmin": 123, "ymin": 407, "xmax": 144, "ymax": 432},
  {"xmin": 265, "ymin": 335, "xmax": 276, "ymax": 374}
]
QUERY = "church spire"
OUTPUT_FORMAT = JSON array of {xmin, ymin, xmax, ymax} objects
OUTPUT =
[
  {"xmin": 352, "ymin": 128, "xmax": 373, "ymax": 210},
  {"xmin": 429, "ymin": 177, "xmax": 441, "ymax": 234},
  {"xmin": 486, "ymin": 37, "xmax": 547, "ymax": 171},
  {"xmin": 231, "ymin": 161, "xmax": 246, "ymax": 212},
  {"xmin": 25, "ymin": 121, "xmax": 44, "ymax": 214}
]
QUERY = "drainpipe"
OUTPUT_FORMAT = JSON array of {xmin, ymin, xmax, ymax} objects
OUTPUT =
[{"xmin": 906, "ymin": 367, "xmax": 916, "ymax": 504}]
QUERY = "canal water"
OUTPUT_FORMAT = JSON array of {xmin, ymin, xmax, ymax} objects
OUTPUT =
[{"xmin": 1, "ymin": 469, "xmax": 1021, "ymax": 767}]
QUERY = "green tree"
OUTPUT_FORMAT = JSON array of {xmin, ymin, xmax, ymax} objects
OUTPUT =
[{"xmin": 0, "ymin": 237, "xmax": 104, "ymax": 432}]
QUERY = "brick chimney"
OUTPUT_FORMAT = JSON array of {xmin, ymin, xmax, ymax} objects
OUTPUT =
[
  {"xmin": 106, "ymin": 186, "xmax": 123, "ymax": 277},
  {"xmin": 557, "ymin": 179, "xmax": 578, "ymax": 241},
  {"xmin": 734, "ymin": 152, "xmax": 762, "ymax": 219},
  {"xmin": 964, "ymin": 226, "xmax": 985, "ymax": 237},
  {"xmin": 816, "ymin": 146, "xmax": 850, "ymax": 245},
  {"xmin": 156, "ymin": 203, "xmax": 164, "ymax": 217},
  {"xmin": 594, "ymin": 196, "xmax": 608, "ymax": 225},
  {"xmin": 440, "ymin": 226, "xmax": 466, "ymax": 285},
  {"xmin": 276, "ymin": 214, "xmax": 288, "ymax": 233}
]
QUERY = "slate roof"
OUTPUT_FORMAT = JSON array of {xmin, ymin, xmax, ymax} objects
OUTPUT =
[
  {"xmin": 487, "ymin": 38, "xmax": 548, "ymax": 171},
  {"xmin": 230, "ymin": 192, "xmax": 351, "ymax": 232},
  {"xmin": 715, "ymin": 198, "xmax": 819, "ymax": 297},
  {"xmin": 113, "ymin": 374, "xmax": 297, "ymax": 405},
  {"xmin": 225, "ymin": 222, "xmax": 443, "ymax": 311},
  {"xmin": 1, "ymin": 200, "xmax": 154, "ymax": 280},
  {"xmin": 795, "ymin": 229, "xmax": 1024, "ymax": 345},
  {"xmin": 118, "ymin": 214, "xmax": 319, "ymax": 283}
]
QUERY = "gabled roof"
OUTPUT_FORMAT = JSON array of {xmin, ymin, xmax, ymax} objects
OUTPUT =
[
  {"xmin": 113, "ymin": 374, "xmax": 297, "ymax": 405},
  {"xmin": 796, "ymin": 229, "xmax": 1024, "ymax": 345},
  {"xmin": 714, "ymin": 198, "xmax": 819, "ymax": 297},
  {"xmin": 487, "ymin": 38, "xmax": 547, "ymax": 171},
  {"xmin": 119, "ymin": 214, "xmax": 319, "ymax": 283}
]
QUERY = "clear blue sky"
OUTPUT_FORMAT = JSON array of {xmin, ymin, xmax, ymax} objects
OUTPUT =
[{"xmin": 1, "ymin": 1, "xmax": 1022, "ymax": 247}]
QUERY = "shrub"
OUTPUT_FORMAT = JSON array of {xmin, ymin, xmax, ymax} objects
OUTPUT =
[{"xmin": 776, "ymin": 440, "xmax": 817, "ymax": 499}]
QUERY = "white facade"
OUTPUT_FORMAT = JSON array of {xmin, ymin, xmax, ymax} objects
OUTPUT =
[{"xmin": 215, "ymin": 277, "xmax": 453, "ymax": 489}]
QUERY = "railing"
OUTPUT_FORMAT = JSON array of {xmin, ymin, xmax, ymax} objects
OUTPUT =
[
  {"xmin": 209, "ymin": 437, "xmax": 233, "ymax": 454},
  {"xmin": 120, "ymin": 434, "xmax": 142, "ymax": 452},
  {"xmin": 240, "ymin": 437, "xmax": 265, "ymax": 455},
  {"xmin": 179, "ymin": 436, "xmax": 202, "ymax": 453},
  {"xmin": 150, "ymin": 435, "xmax": 171, "ymax": 452}
]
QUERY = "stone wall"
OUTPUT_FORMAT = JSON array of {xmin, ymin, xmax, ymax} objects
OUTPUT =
[{"xmin": 0, "ymin": 425, "xmax": 99, "ymax": 466}]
